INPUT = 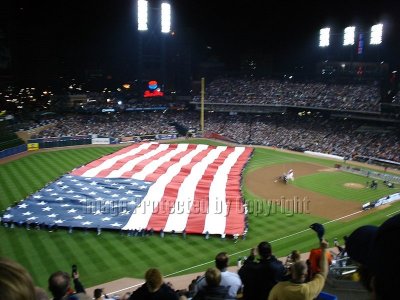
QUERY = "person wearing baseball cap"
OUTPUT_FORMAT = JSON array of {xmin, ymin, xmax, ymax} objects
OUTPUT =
[{"xmin": 345, "ymin": 213, "xmax": 400, "ymax": 300}]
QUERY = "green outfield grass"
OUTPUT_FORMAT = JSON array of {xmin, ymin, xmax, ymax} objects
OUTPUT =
[
  {"xmin": 293, "ymin": 171, "xmax": 397, "ymax": 202},
  {"xmin": 0, "ymin": 142, "xmax": 399, "ymax": 292}
]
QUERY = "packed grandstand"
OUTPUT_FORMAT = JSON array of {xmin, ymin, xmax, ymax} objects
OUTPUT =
[{"xmin": 2, "ymin": 76, "xmax": 398, "ymax": 167}]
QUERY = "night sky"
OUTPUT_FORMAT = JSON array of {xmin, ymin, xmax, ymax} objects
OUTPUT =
[{"xmin": 2, "ymin": 0, "xmax": 400, "ymax": 85}]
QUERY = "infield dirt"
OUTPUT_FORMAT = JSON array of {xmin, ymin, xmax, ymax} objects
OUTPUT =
[{"xmin": 245, "ymin": 162, "xmax": 368, "ymax": 220}]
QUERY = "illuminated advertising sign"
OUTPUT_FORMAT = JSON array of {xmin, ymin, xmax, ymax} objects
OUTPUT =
[{"xmin": 144, "ymin": 80, "xmax": 164, "ymax": 98}]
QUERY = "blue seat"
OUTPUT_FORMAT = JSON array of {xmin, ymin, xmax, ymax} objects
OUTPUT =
[{"xmin": 317, "ymin": 291, "xmax": 338, "ymax": 300}]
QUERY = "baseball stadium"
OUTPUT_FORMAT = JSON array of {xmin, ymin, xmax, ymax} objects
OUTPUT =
[{"xmin": 1, "ymin": 1, "xmax": 400, "ymax": 300}]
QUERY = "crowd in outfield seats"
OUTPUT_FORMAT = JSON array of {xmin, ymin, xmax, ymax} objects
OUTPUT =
[
  {"xmin": 31, "ymin": 111, "xmax": 400, "ymax": 163},
  {"xmin": 192, "ymin": 78, "xmax": 381, "ymax": 112},
  {"xmin": 34, "ymin": 113, "xmax": 177, "ymax": 138}
]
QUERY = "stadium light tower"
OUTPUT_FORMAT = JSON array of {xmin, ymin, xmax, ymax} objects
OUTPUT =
[
  {"xmin": 161, "ymin": 2, "xmax": 171, "ymax": 33},
  {"xmin": 137, "ymin": 0, "xmax": 148, "ymax": 31},
  {"xmin": 343, "ymin": 26, "xmax": 355, "ymax": 46},
  {"xmin": 370, "ymin": 23, "xmax": 383, "ymax": 45},
  {"xmin": 136, "ymin": 1, "xmax": 172, "ymax": 89},
  {"xmin": 319, "ymin": 28, "xmax": 330, "ymax": 47}
]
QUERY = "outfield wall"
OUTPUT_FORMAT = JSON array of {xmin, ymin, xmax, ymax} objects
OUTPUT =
[
  {"xmin": 0, "ymin": 144, "xmax": 27, "ymax": 159},
  {"xmin": 304, "ymin": 151, "xmax": 344, "ymax": 161}
]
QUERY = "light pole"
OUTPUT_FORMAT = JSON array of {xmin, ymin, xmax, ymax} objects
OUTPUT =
[{"xmin": 136, "ymin": 0, "xmax": 171, "ymax": 87}]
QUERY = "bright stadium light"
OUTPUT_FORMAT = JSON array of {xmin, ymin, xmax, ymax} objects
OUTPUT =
[
  {"xmin": 343, "ymin": 26, "xmax": 355, "ymax": 45},
  {"xmin": 161, "ymin": 2, "xmax": 171, "ymax": 33},
  {"xmin": 319, "ymin": 28, "xmax": 330, "ymax": 47},
  {"xmin": 137, "ymin": 0, "xmax": 148, "ymax": 31},
  {"xmin": 370, "ymin": 23, "xmax": 383, "ymax": 45}
]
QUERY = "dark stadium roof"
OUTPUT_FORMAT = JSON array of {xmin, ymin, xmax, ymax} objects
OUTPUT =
[{"xmin": 2, "ymin": 0, "xmax": 400, "ymax": 84}]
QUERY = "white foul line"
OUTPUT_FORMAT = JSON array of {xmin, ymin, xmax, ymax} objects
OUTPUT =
[{"xmin": 387, "ymin": 209, "xmax": 400, "ymax": 217}]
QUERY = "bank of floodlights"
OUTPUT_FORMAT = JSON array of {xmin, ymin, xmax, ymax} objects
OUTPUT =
[
  {"xmin": 319, "ymin": 23, "xmax": 383, "ymax": 47},
  {"xmin": 161, "ymin": 2, "xmax": 171, "ymax": 33},
  {"xmin": 370, "ymin": 24, "xmax": 383, "ymax": 45},
  {"xmin": 319, "ymin": 28, "xmax": 330, "ymax": 47},
  {"xmin": 343, "ymin": 26, "xmax": 355, "ymax": 45},
  {"xmin": 137, "ymin": 0, "xmax": 171, "ymax": 33},
  {"xmin": 137, "ymin": 0, "xmax": 148, "ymax": 31}
]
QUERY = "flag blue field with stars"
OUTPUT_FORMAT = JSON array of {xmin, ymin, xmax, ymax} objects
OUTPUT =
[{"xmin": 3, "ymin": 174, "xmax": 153, "ymax": 230}]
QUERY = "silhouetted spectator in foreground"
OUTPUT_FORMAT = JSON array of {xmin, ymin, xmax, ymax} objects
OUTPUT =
[
  {"xmin": 194, "ymin": 252, "xmax": 242, "ymax": 298},
  {"xmin": 0, "ymin": 257, "xmax": 36, "ymax": 300},
  {"xmin": 128, "ymin": 268, "xmax": 181, "ymax": 300},
  {"xmin": 268, "ymin": 240, "xmax": 329, "ymax": 300},
  {"xmin": 48, "ymin": 270, "xmax": 87, "ymax": 300},
  {"xmin": 239, "ymin": 241, "xmax": 286, "ymax": 300},
  {"xmin": 346, "ymin": 213, "xmax": 400, "ymax": 300},
  {"xmin": 308, "ymin": 222, "xmax": 332, "ymax": 279},
  {"xmin": 193, "ymin": 268, "xmax": 232, "ymax": 300}
]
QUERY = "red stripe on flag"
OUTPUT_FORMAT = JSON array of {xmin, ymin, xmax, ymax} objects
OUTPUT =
[
  {"xmin": 145, "ymin": 146, "xmax": 218, "ymax": 231},
  {"xmin": 144, "ymin": 144, "xmax": 199, "ymax": 182},
  {"xmin": 120, "ymin": 144, "xmax": 178, "ymax": 178},
  {"xmin": 95, "ymin": 143, "xmax": 161, "ymax": 178},
  {"xmin": 224, "ymin": 147, "xmax": 253, "ymax": 235},
  {"xmin": 184, "ymin": 147, "xmax": 236, "ymax": 234},
  {"xmin": 71, "ymin": 143, "xmax": 143, "ymax": 176}
]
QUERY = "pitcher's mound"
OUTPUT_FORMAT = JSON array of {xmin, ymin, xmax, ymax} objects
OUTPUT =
[{"xmin": 344, "ymin": 183, "xmax": 364, "ymax": 189}]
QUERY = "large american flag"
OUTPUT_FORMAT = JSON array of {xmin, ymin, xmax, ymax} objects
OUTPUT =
[{"xmin": 2, "ymin": 142, "xmax": 253, "ymax": 235}]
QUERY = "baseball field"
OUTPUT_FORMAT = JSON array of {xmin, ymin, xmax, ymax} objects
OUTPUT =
[{"xmin": 1, "ymin": 138, "xmax": 399, "ymax": 292}]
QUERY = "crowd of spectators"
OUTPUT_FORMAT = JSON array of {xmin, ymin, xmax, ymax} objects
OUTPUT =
[
  {"xmin": 34, "ymin": 113, "xmax": 177, "ymax": 139},
  {"xmin": 201, "ymin": 112, "xmax": 400, "ymax": 163},
  {"xmin": 192, "ymin": 78, "xmax": 381, "ymax": 112},
  {"xmin": 28, "ymin": 110, "xmax": 400, "ymax": 163},
  {"xmin": 2, "ymin": 213, "xmax": 399, "ymax": 300}
]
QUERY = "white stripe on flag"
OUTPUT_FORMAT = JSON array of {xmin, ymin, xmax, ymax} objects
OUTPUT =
[
  {"xmin": 106, "ymin": 143, "xmax": 170, "ymax": 178},
  {"xmin": 163, "ymin": 146, "xmax": 228, "ymax": 233},
  {"xmin": 80, "ymin": 142, "xmax": 154, "ymax": 177},
  {"xmin": 132, "ymin": 143, "xmax": 189, "ymax": 180},
  {"xmin": 203, "ymin": 146, "xmax": 246, "ymax": 235},
  {"xmin": 122, "ymin": 144, "xmax": 210, "ymax": 230}
]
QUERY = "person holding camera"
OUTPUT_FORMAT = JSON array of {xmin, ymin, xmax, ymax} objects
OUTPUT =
[
  {"xmin": 48, "ymin": 264, "xmax": 89, "ymax": 300},
  {"xmin": 238, "ymin": 241, "xmax": 286, "ymax": 300}
]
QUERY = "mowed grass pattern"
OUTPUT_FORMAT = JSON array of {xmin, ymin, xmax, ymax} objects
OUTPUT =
[
  {"xmin": 293, "ymin": 171, "xmax": 400, "ymax": 202},
  {"xmin": 0, "ymin": 142, "xmax": 399, "ymax": 292}
]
